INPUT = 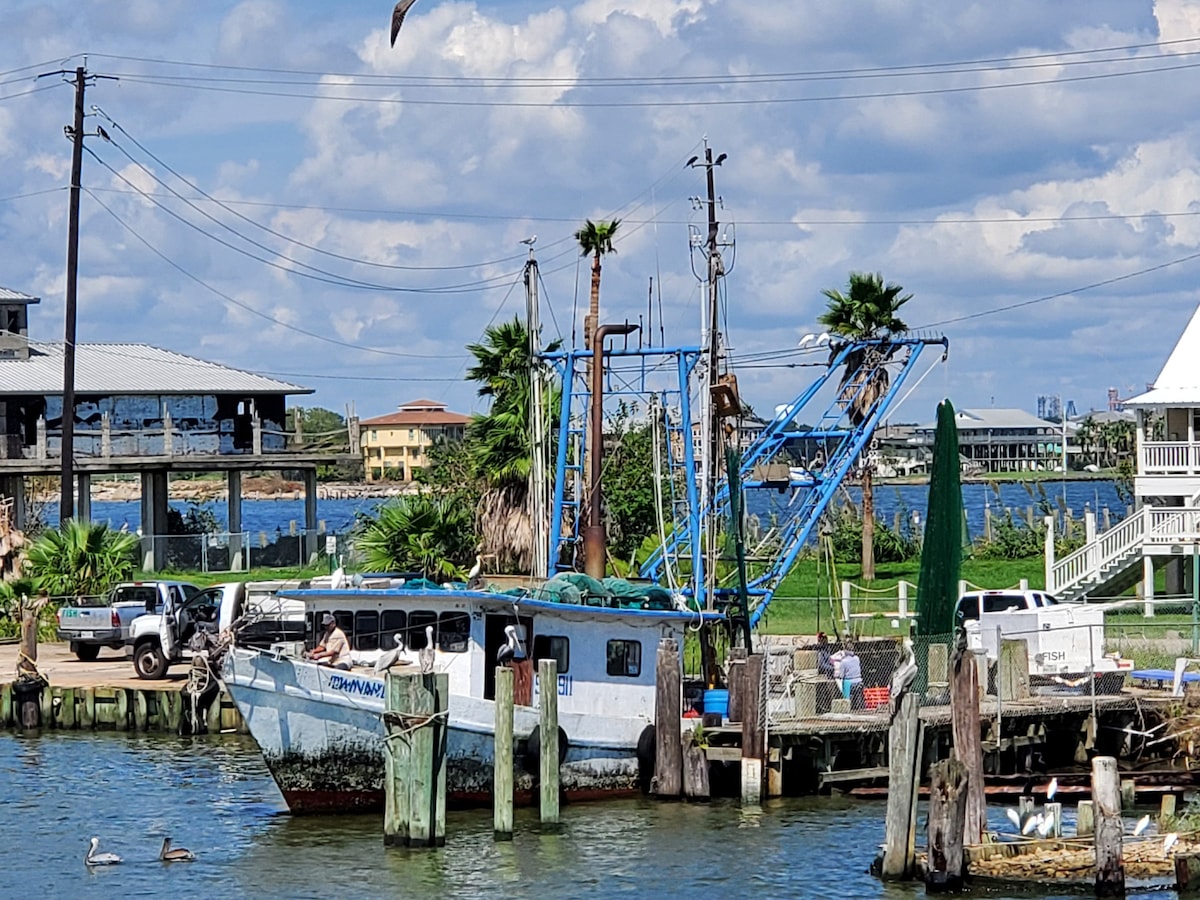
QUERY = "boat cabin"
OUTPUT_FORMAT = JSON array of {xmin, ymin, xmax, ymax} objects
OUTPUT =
[{"xmin": 284, "ymin": 583, "xmax": 703, "ymax": 719}]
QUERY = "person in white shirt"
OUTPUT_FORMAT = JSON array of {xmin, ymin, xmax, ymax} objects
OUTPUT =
[{"xmin": 309, "ymin": 613, "xmax": 352, "ymax": 670}]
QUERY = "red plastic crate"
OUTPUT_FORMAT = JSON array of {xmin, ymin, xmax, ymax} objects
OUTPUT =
[{"xmin": 863, "ymin": 687, "xmax": 890, "ymax": 709}]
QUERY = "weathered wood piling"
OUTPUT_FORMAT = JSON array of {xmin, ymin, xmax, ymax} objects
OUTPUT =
[
  {"xmin": 950, "ymin": 635, "xmax": 986, "ymax": 845},
  {"xmin": 741, "ymin": 652, "xmax": 765, "ymax": 806},
  {"xmin": 926, "ymin": 758, "xmax": 969, "ymax": 893},
  {"xmin": 653, "ymin": 637, "xmax": 682, "ymax": 798},
  {"xmin": 383, "ymin": 670, "xmax": 448, "ymax": 847},
  {"xmin": 881, "ymin": 692, "xmax": 920, "ymax": 879},
  {"xmin": 538, "ymin": 658, "xmax": 560, "ymax": 826},
  {"xmin": 494, "ymin": 665, "xmax": 514, "ymax": 841},
  {"xmin": 1093, "ymin": 755, "xmax": 1125, "ymax": 897}
]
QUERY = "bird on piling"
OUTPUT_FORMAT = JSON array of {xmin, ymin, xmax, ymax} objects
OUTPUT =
[
  {"xmin": 85, "ymin": 837, "xmax": 122, "ymax": 867},
  {"xmin": 373, "ymin": 635, "xmax": 406, "ymax": 674},
  {"xmin": 419, "ymin": 625, "xmax": 435, "ymax": 674},
  {"xmin": 887, "ymin": 638, "xmax": 917, "ymax": 721},
  {"xmin": 1046, "ymin": 777, "xmax": 1058, "ymax": 801},
  {"xmin": 158, "ymin": 837, "xmax": 196, "ymax": 862},
  {"xmin": 1132, "ymin": 814, "xmax": 1151, "ymax": 837},
  {"xmin": 390, "ymin": 0, "xmax": 418, "ymax": 46}
]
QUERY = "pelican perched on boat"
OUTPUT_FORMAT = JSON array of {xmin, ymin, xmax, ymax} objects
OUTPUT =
[
  {"xmin": 158, "ymin": 837, "xmax": 196, "ymax": 862},
  {"xmin": 85, "ymin": 837, "xmax": 122, "ymax": 866},
  {"xmin": 419, "ymin": 625, "xmax": 435, "ymax": 674},
  {"xmin": 466, "ymin": 554, "xmax": 484, "ymax": 590},
  {"xmin": 373, "ymin": 635, "xmax": 406, "ymax": 674},
  {"xmin": 496, "ymin": 625, "xmax": 524, "ymax": 665}
]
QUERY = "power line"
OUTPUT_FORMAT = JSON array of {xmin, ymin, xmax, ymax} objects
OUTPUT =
[
  {"xmin": 87, "ymin": 37, "xmax": 1200, "ymax": 86},
  {"xmin": 82, "ymin": 187, "xmax": 483, "ymax": 359},
  {"xmin": 106, "ymin": 56, "xmax": 1200, "ymax": 109}
]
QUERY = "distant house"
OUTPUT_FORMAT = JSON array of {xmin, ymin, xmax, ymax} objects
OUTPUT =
[
  {"xmin": 912, "ymin": 408, "xmax": 1065, "ymax": 473},
  {"xmin": 360, "ymin": 399, "xmax": 470, "ymax": 482}
]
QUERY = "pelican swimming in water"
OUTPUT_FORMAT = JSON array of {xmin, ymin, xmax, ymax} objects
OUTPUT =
[
  {"xmin": 85, "ymin": 837, "xmax": 122, "ymax": 866},
  {"xmin": 373, "ymin": 635, "xmax": 406, "ymax": 674},
  {"xmin": 1132, "ymin": 814, "xmax": 1151, "ymax": 836},
  {"xmin": 159, "ymin": 837, "xmax": 196, "ymax": 862}
]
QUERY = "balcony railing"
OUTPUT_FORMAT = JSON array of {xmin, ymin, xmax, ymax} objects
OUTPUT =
[{"xmin": 1140, "ymin": 441, "xmax": 1200, "ymax": 474}]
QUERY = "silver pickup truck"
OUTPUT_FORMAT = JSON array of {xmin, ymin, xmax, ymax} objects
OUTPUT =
[{"xmin": 56, "ymin": 581, "xmax": 200, "ymax": 661}]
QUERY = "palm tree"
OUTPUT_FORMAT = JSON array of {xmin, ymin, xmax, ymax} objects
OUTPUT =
[
  {"xmin": 465, "ymin": 318, "xmax": 560, "ymax": 573},
  {"xmin": 574, "ymin": 219, "xmax": 620, "ymax": 356},
  {"xmin": 818, "ymin": 272, "xmax": 912, "ymax": 581},
  {"xmin": 23, "ymin": 519, "xmax": 140, "ymax": 599},
  {"xmin": 356, "ymin": 495, "xmax": 475, "ymax": 581}
]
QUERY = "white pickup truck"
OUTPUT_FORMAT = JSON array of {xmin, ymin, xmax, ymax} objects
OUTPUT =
[
  {"xmin": 957, "ymin": 589, "xmax": 1132, "ymax": 685},
  {"xmin": 56, "ymin": 581, "xmax": 200, "ymax": 661},
  {"xmin": 128, "ymin": 581, "xmax": 305, "ymax": 679}
]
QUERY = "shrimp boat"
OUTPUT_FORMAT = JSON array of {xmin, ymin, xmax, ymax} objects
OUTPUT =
[{"xmin": 223, "ymin": 167, "xmax": 947, "ymax": 814}]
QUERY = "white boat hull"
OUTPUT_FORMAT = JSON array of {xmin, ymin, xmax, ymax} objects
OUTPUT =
[{"xmin": 224, "ymin": 648, "xmax": 651, "ymax": 813}]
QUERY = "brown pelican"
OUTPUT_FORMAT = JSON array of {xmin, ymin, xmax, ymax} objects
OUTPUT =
[
  {"xmin": 496, "ymin": 625, "xmax": 524, "ymax": 665},
  {"xmin": 373, "ymin": 635, "xmax": 407, "ymax": 674},
  {"xmin": 419, "ymin": 624, "xmax": 435, "ymax": 674},
  {"xmin": 390, "ymin": 0, "xmax": 418, "ymax": 46},
  {"xmin": 159, "ymin": 837, "xmax": 196, "ymax": 862},
  {"xmin": 85, "ymin": 837, "xmax": 122, "ymax": 866}
]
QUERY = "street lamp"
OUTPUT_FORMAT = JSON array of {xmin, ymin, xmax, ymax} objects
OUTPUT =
[{"xmin": 585, "ymin": 321, "xmax": 640, "ymax": 580}]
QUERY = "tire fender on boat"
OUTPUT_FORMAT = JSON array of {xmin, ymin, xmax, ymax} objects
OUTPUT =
[
  {"xmin": 524, "ymin": 724, "xmax": 569, "ymax": 772},
  {"xmin": 636, "ymin": 724, "xmax": 655, "ymax": 793}
]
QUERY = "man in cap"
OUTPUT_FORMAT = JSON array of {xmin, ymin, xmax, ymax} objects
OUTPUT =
[{"xmin": 309, "ymin": 612, "xmax": 352, "ymax": 670}]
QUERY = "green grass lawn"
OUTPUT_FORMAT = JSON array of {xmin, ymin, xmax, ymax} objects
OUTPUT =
[{"xmin": 135, "ymin": 565, "xmax": 329, "ymax": 588}]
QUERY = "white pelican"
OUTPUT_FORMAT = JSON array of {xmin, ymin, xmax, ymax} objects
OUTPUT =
[
  {"xmin": 1132, "ymin": 814, "xmax": 1151, "ymax": 836},
  {"xmin": 373, "ymin": 635, "xmax": 407, "ymax": 674},
  {"xmin": 159, "ymin": 837, "xmax": 196, "ymax": 862},
  {"xmin": 419, "ymin": 625, "xmax": 435, "ymax": 674},
  {"xmin": 85, "ymin": 837, "xmax": 122, "ymax": 867}
]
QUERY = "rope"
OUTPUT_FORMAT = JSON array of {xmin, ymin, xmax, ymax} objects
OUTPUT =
[{"xmin": 382, "ymin": 709, "xmax": 449, "ymax": 742}]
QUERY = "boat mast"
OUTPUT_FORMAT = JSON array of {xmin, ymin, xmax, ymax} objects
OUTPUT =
[
  {"xmin": 525, "ymin": 247, "xmax": 549, "ymax": 579},
  {"xmin": 690, "ymin": 142, "xmax": 727, "ymax": 610}
]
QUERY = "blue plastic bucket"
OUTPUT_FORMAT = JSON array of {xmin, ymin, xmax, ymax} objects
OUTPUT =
[{"xmin": 702, "ymin": 689, "xmax": 730, "ymax": 718}]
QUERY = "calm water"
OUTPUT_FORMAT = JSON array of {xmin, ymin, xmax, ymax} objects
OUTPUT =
[
  {"xmin": 42, "ymin": 479, "xmax": 1125, "ymax": 540},
  {"xmin": 0, "ymin": 731, "xmax": 1176, "ymax": 899}
]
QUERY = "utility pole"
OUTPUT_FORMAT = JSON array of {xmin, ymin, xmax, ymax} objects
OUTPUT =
[
  {"xmin": 60, "ymin": 66, "xmax": 88, "ymax": 525},
  {"xmin": 524, "ymin": 243, "xmax": 548, "ymax": 580}
]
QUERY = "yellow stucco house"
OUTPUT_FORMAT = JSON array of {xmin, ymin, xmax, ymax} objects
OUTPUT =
[{"xmin": 360, "ymin": 399, "xmax": 470, "ymax": 483}]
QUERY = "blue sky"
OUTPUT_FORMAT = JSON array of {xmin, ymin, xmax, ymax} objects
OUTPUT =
[{"xmin": 2, "ymin": 0, "xmax": 1199, "ymax": 422}]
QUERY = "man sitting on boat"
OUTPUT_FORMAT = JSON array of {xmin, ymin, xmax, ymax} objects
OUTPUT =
[{"xmin": 308, "ymin": 613, "xmax": 352, "ymax": 671}]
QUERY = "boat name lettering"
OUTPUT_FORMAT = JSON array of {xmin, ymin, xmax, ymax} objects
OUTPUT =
[
  {"xmin": 328, "ymin": 675, "xmax": 385, "ymax": 698},
  {"xmin": 533, "ymin": 674, "xmax": 573, "ymax": 697}
]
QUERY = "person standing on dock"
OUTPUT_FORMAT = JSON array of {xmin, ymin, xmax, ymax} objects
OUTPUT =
[
  {"xmin": 832, "ymin": 643, "xmax": 865, "ymax": 709},
  {"xmin": 816, "ymin": 633, "xmax": 834, "ymax": 677},
  {"xmin": 309, "ymin": 613, "xmax": 352, "ymax": 671}
]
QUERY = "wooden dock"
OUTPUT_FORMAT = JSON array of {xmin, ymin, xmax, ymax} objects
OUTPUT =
[{"xmin": 0, "ymin": 640, "xmax": 245, "ymax": 734}]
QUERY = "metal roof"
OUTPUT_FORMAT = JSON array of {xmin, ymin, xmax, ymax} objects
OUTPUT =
[
  {"xmin": 0, "ymin": 343, "xmax": 310, "ymax": 396},
  {"xmin": 1128, "ymin": 304, "xmax": 1200, "ymax": 407},
  {"xmin": 0, "ymin": 287, "xmax": 39, "ymax": 303},
  {"xmin": 916, "ymin": 408, "xmax": 1058, "ymax": 431}
]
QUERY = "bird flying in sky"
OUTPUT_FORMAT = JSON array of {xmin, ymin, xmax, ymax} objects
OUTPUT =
[{"xmin": 390, "ymin": 0, "xmax": 418, "ymax": 46}]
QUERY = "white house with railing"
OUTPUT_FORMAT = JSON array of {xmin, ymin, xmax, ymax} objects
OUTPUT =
[{"xmin": 1046, "ymin": 304, "xmax": 1200, "ymax": 606}]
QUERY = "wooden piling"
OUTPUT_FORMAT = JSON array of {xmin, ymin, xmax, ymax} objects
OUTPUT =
[
  {"xmin": 727, "ymin": 647, "xmax": 747, "ymax": 723},
  {"xmin": 741, "ymin": 653, "xmax": 765, "ymax": 806},
  {"xmin": 1093, "ymin": 756, "xmax": 1125, "ymax": 898},
  {"xmin": 1176, "ymin": 853, "xmax": 1200, "ymax": 894},
  {"xmin": 1162, "ymin": 794, "xmax": 1178, "ymax": 822},
  {"xmin": 78, "ymin": 687, "xmax": 95, "ymax": 730},
  {"xmin": 60, "ymin": 687, "xmax": 76, "ymax": 729},
  {"xmin": 998, "ymin": 639, "xmax": 1030, "ymax": 701},
  {"xmin": 0, "ymin": 682, "xmax": 10, "ymax": 727},
  {"xmin": 1076, "ymin": 800, "xmax": 1095, "ymax": 837},
  {"xmin": 1120, "ymin": 778, "xmax": 1136, "ymax": 811},
  {"xmin": 206, "ymin": 693, "xmax": 222, "ymax": 734},
  {"xmin": 114, "ymin": 689, "xmax": 129, "ymax": 731},
  {"xmin": 39, "ymin": 684, "xmax": 53, "ymax": 727},
  {"xmin": 653, "ymin": 638, "xmax": 682, "ymax": 798},
  {"xmin": 94, "ymin": 687, "xmax": 115, "ymax": 728},
  {"xmin": 882, "ymin": 693, "xmax": 921, "ymax": 880},
  {"xmin": 494, "ymin": 666, "xmax": 514, "ymax": 840},
  {"xmin": 926, "ymin": 757, "xmax": 969, "ymax": 893},
  {"xmin": 132, "ymin": 690, "xmax": 148, "ymax": 731},
  {"xmin": 1019, "ymin": 795, "xmax": 1036, "ymax": 818},
  {"xmin": 538, "ymin": 658, "xmax": 560, "ymax": 826},
  {"xmin": 383, "ymin": 672, "xmax": 412, "ymax": 847},
  {"xmin": 1045, "ymin": 802, "xmax": 1063, "ymax": 838},
  {"xmin": 682, "ymin": 728, "xmax": 710, "ymax": 799},
  {"xmin": 950, "ymin": 637, "xmax": 986, "ymax": 845}
]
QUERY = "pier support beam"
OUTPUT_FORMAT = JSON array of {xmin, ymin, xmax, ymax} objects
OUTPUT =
[
  {"xmin": 140, "ymin": 470, "xmax": 168, "ymax": 571},
  {"xmin": 227, "ymin": 470, "xmax": 243, "ymax": 571},
  {"xmin": 1093, "ymin": 755, "xmax": 1125, "ymax": 898},
  {"xmin": 741, "ymin": 653, "xmax": 765, "ymax": 806},
  {"xmin": 1145, "ymin": 555, "xmax": 1156, "ymax": 618},
  {"xmin": 950, "ymin": 636, "xmax": 986, "ymax": 845},
  {"xmin": 494, "ymin": 665, "xmax": 513, "ymax": 840},
  {"xmin": 383, "ymin": 671, "xmax": 448, "ymax": 847},
  {"xmin": 302, "ymin": 467, "xmax": 318, "ymax": 564},
  {"xmin": 538, "ymin": 658, "xmax": 560, "ymax": 826},
  {"xmin": 76, "ymin": 472, "xmax": 91, "ymax": 522}
]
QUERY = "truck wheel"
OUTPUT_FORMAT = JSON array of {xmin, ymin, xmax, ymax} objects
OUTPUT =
[
  {"xmin": 134, "ymin": 642, "xmax": 169, "ymax": 680},
  {"xmin": 74, "ymin": 643, "xmax": 101, "ymax": 662}
]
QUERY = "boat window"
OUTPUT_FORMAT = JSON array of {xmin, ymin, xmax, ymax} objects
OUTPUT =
[
  {"xmin": 354, "ymin": 611, "xmax": 380, "ymax": 651},
  {"xmin": 409, "ymin": 610, "xmax": 437, "ymax": 650},
  {"xmin": 606, "ymin": 639, "xmax": 641, "ymax": 677},
  {"xmin": 304, "ymin": 611, "xmax": 315, "ymax": 648},
  {"xmin": 533, "ymin": 635, "xmax": 569, "ymax": 674},
  {"xmin": 438, "ymin": 612, "xmax": 470, "ymax": 653},
  {"xmin": 380, "ymin": 610, "xmax": 407, "ymax": 650}
]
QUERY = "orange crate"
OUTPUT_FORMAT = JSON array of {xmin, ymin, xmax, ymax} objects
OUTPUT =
[{"xmin": 863, "ymin": 687, "xmax": 890, "ymax": 709}]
